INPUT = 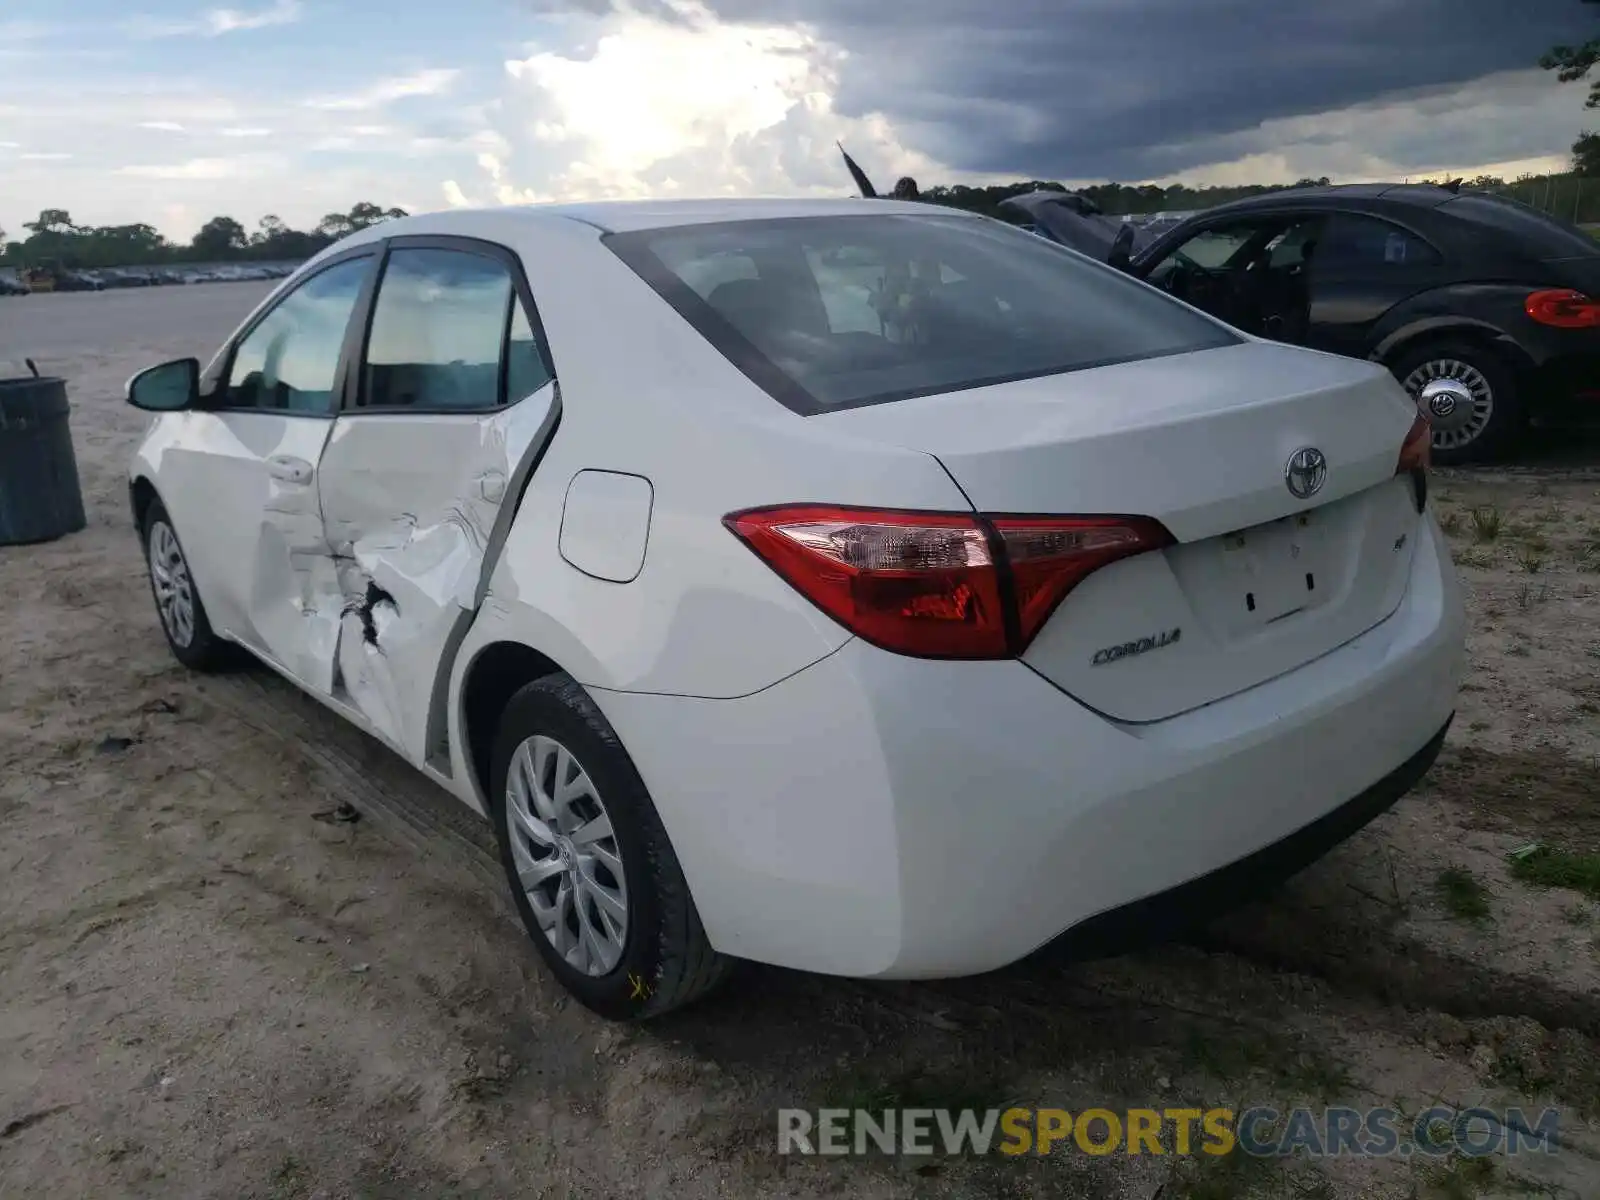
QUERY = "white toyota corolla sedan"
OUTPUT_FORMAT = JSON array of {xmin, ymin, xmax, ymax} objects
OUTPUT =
[{"xmin": 126, "ymin": 198, "xmax": 1464, "ymax": 1019}]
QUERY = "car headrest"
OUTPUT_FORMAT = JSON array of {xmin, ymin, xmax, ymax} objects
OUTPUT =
[{"xmin": 706, "ymin": 278, "xmax": 805, "ymax": 342}]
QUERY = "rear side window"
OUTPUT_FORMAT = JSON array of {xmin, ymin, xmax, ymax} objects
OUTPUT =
[
  {"xmin": 1442, "ymin": 194, "xmax": 1599, "ymax": 259},
  {"xmin": 1318, "ymin": 214, "xmax": 1441, "ymax": 267},
  {"xmin": 362, "ymin": 247, "xmax": 544, "ymax": 411},
  {"xmin": 606, "ymin": 214, "xmax": 1240, "ymax": 414}
]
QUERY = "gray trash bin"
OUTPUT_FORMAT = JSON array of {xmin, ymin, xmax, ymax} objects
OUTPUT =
[{"xmin": 0, "ymin": 363, "xmax": 88, "ymax": 545}]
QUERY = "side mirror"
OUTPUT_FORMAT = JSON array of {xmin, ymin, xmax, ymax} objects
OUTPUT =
[{"xmin": 126, "ymin": 358, "xmax": 199, "ymax": 412}]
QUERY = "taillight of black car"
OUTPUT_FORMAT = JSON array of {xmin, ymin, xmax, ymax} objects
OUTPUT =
[{"xmin": 1524, "ymin": 289, "xmax": 1600, "ymax": 330}]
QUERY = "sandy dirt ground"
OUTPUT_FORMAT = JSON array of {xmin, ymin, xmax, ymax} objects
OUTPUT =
[{"xmin": 2, "ymin": 285, "xmax": 1599, "ymax": 1199}]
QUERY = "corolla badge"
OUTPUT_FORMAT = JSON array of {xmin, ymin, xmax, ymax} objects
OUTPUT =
[
  {"xmin": 1091, "ymin": 627, "xmax": 1181, "ymax": 666},
  {"xmin": 1284, "ymin": 447, "xmax": 1327, "ymax": 500}
]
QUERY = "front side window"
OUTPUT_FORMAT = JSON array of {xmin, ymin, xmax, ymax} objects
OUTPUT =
[
  {"xmin": 1154, "ymin": 225, "xmax": 1260, "ymax": 274},
  {"xmin": 608, "ymin": 214, "xmax": 1239, "ymax": 414},
  {"xmin": 224, "ymin": 256, "xmax": 370, "ymax": 414},
  {"xmin": 362, "ymin": 248, "xmax": 523, "ymax": 411}
]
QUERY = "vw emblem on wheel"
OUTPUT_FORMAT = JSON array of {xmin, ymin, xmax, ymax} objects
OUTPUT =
[{"xmin": 1284, "ymin": 447, "xmax": 1327, "ymax": 500}]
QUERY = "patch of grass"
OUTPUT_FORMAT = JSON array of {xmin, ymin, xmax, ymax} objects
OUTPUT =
[
  {"xmin": 1469, "ymin": 505, "xmax": 1504, "ymax": 542},
  {"xmin": 1168, "ymin": 1146, "xmax": 1284, "ymax": 1200},
  {"xmin": 1454, "ymin": 549, "xmax": 1494, "ymax": 570},
  {"xmin": 818, "ymin": 1066, "xmax": 1011, "ymax": 1119},
  {"xmin": 1560, "ymin": 903, "xmax": 1592, "ymax": 927},
  {"xmin": 1505, "ymin": 641, "xmax": 1530, "ymax": 657},
  {"xmin": 1515, "ymin": 582, "xmax": 1549, "ymax": 609},
  {"xmin": 1437, "ymin": 509, "xmax": 1464, "ymax": 537},
  {"xmin": 1509, "ymin": 846, "xmax": 1600, "ymax": 901},
  {"xmin": 269, "ymin": 1155, "xmax": 310, "ymax": 1200},
  {"xmin": 1181, "ymin": 1030, "xmax": 1354, "ymax": 1101},
  {"xmin": 1467, "ymin": 719, "xmax": 1490, "ymax": 733},
  {"xmin": 1515, "ymin": 547, "xmax": 1546, "ymax": 574},
  {"xmin": 1437, "ymin": 867, "xmax": 1492, "ymax": 923},
  {"xmin": 1277, "ymin": 1052, "xmax": 1358, "ymax": 1100},
  {"xmin": 1419, "ymin": 1154, "xmax": 1498, "ymax": 1200}
]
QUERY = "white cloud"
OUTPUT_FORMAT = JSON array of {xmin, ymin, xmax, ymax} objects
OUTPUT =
[
  {"xmin": 455, "ymin": 0, "xmax": 948, "ymax": 208},
  {"xmin": 219, "ymin": 126, "xmax": 272, "ymax": 137},
  {"xmin": 115, "ymin": 156, "xmax": 264, "ymax": 180},
  {"xmin": 0, "ymin": 20, "xmax": 58, "ymax": 40},
  {"xmin": 1149, "ymin": 69, "xmax": 1594, "ymax": 191},
  {"xmin": 20, "ymin": 152, "xmax": 72, "ymax": 161},
  {"xmin": 128, "ymin": 0, "xmax": 301, "ymax": 39},
  {"xmin": 140, "ymin": 120, "xmax": 187, "ymax": 132},
  {"xmin": 306, "ymin": 69, "xmax": 460, "ymax": 112},
  {"xmin": 206, "ymin": 0, "xmax": 301, "ymax": 34}
]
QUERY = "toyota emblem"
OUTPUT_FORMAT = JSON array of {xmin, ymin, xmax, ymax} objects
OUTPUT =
[{"xmin": 1284, "ymin": 447, "xmax": 1327, "ymax": 500}]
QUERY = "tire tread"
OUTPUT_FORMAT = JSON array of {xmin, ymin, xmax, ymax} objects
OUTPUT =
[{"xmin": 496, "ymin": 673, "xmax": 731, "ymax": 1019}]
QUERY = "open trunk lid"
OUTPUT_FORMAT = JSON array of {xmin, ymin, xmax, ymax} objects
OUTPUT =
[{"xmin": 816, "ymin": 340, "xmax": 1425, "ymax": 722}]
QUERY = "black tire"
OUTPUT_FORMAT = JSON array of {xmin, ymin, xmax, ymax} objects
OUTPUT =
[
  {"xmin": 489, "ymin": 673, "xmax": 730, "ymax": 1020},
  {"xmin": 1387, "ymin": 337, "xmax": 1525, "ymax": 466},
  {"xmin": 139, "ymin": 498, "xmax": 237, "ymax": 672}
]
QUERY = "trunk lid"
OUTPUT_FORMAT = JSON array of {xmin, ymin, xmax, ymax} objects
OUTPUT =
[
  {"xmin": 1545, "ymin": 255, "xmax": 1600, "ymax": 294},
  {"xmin": 816, "ymin": 340, "xmax": 1424, "ymax": 722}
]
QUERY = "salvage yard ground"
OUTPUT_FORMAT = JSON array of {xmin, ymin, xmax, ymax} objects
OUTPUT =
[{"xmin": 2, "ymin": 285, "xmax": 1599, "ymax": 1199}]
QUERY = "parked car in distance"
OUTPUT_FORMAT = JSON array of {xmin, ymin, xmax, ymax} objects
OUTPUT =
[
  {"xmin": 1127, "ymin": 184, "xmax": 1600, "ymax": 463},
  {"xmin": 0, "ymin": 274, "xmax": 28, "ymax": 297},
  {"xmin": 126, "ymin": 199, "xmax": 1464, "ymax": 1019}
]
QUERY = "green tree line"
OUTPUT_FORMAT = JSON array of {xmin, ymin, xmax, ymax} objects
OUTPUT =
[
  {"xmin": 0, "ymin": 202, "xmax": 408, "ymax": 269},
  {"xmin": 5, "ymin": 166, "xmax": 1595, "ymax": 275},
  {"xmin": 916, "ymin": 168, "xmax": 1600, "ymax": 226}
]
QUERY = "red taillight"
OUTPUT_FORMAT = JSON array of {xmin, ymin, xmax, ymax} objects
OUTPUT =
[
  {"xmin": 723, "ymin": 504, "xmax": 1172, "ymax": 660},
  {"xmin": 1396, "ymin": 412, "xmax": 1430, "ymax": 512},
  {"xmin": 1397, "ymin": 412, "xmax": 1431, "ymax": 474},
  {"xmin": 1525, "ymin": 289, "xmax": 1600, "ymax": 329},
  {"xmin": 989, "ymin": 515, "xmax": 1174, "ymax": 647}
]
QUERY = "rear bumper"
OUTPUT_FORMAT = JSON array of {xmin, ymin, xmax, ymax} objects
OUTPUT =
[
  {"xmin": 1041, "ymin": 713, "xmax": 1450, "ymax": 960},
  {"xmin": 1530, "ymin": 350, "xmax": 1600, "ymax": 407},
  {"xmin": 590, "ymin": 514, "xmax": 1464, "ymax": 979}
]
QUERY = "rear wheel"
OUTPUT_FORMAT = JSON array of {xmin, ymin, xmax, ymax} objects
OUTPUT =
[
  {"xmin": 1389, "ymin": 338, "xmax": 1524, "ymax": 465},
  {"xmin": 489, "ymin": 674, "xmax": 730, "ymax": 1020}
]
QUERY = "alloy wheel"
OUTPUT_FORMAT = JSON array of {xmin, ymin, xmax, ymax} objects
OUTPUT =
[
  {"xmin": 505, "ymin": 734, "xmax": 630, "ymax": 976},
  {"xmin": 148, "ymin": 520, "xmax": 196, "ymax": 649}
]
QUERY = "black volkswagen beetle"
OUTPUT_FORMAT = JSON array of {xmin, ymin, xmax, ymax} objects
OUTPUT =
[{"xmin": 1124, "ymin": 184, "xmax": 1600, "ymax": 463}]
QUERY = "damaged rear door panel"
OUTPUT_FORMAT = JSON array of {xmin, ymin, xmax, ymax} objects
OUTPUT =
[{"xmin": 314, "ymin": 237, "xmax": 560, "ymax": 767}]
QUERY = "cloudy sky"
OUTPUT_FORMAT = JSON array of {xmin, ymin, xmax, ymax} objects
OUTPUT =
[{"xmin": 0, "ymin": 0, "xmax": 1595, "ymax": 241}]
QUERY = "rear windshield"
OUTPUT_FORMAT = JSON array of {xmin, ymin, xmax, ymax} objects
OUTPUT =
[
  {"xmin": 1442, "ymin": 194, "xmax": 1600, "ymax": 260},
  {"xmin": 605, "ymin": 214, "xmax": 1240, "ymax": 414}
]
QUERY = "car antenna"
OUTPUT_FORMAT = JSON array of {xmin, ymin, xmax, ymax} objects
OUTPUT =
[{"xmin": 837, "ymin": 142, "xmax": 878, "ymax": 200}]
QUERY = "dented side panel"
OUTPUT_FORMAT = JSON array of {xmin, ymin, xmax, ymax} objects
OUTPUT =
[{"xmin": 314, "ymin": 384, "xmax": 560, "ymax": 761}]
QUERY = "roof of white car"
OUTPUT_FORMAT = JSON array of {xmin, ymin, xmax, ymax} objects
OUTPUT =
[{"xmin": 522, "ymin": 197, "xmax": 958, "ymax": 233}]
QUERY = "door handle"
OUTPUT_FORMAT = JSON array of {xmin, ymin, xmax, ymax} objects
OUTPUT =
[{"xmin": 267, "ymin": 455, "xmax": 314, "ymax": 485}]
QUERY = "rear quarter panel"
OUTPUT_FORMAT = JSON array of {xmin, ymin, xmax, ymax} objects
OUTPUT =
[{"xmin": 446, "ymin": 213, "xmax": 975, "ymax": 701}]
